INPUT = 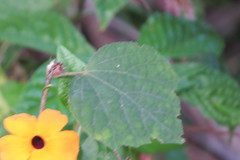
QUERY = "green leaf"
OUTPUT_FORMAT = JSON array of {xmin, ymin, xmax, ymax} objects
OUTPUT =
[
  {"xmin": 0, "ymin": 0, "xmax": 58, "ymax": 19},
  {"xmin": 0, "ymin": 92, "xmax": 10, "ymax": 119},
  {"xmin": 174, "ymin": 63, "xmax": 240, "ymax": 128},
  {"xmin": 138, "ymin": 13, "xmax": 224, "ymax": 57},
  {"xmin": 70, "ymin": 42, "xmax": 183, "ymax": 149},
  {"xmin": 0, "ymin": 81, "xmax": 24, "ymax": 121},
  {"xmin": 80, "ymin": 136, "xmax": 116, "ymax": 160},
  {"xmin": 0, "ymin": 82, "xmax": 24, "ymax": 107},
  {"xmin": 1, "ymin": 44, "xmax": 22, "ymax": 70},
  {"xmin": 0, "ymin": 69, "xmax": 14, "ymax": 119},
  {"xmin": 80, "ymin": 136, "xmax": 99, "ymax": 160},
  {"xmin": 0, "ymin": 81, "xmax": 24, "ymax": 136},
  {"xmin": 136, "ymin": 139, "xmax": 184, "ymax": 154},
  {"xmin": 57, "ymin": 46, "xmax": 86, "ymax": 107},
  {"xmin": 0, "ymin": 12, "xmax": 94, "ymax": 61},
  {"xmin": 14, "ymin": 62, "xmax": 63, "ymax": 115},
  {"xmin": 96, "ymin": 142, "xmax": 116, "ymax": 160},
  {"xmin": 0, "ymin": 118, "xmax": 8, "ymax": 136},
  {"xmin": 0, "ymin": 67, "xmax": 7, "ymax": 85},
  {"xmin": 92, "ymin": 0, "xmax": 129, "ymax": 29}
]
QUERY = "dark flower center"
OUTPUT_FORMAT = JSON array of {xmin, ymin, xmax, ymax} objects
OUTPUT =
[{"xmin": 32, "ymin": 136, "xmax": 45, "ymax": 149}]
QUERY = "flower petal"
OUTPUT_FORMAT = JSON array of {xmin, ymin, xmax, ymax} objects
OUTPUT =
[
  {"xmin": 4, "ymin": 113, "xmax": 37, "ymax": 137},
  {"xmin": 49, "ymin": 130, "xmax": 80, "ymax": 160},
  {"xmin": 37, "ymin": 109, "xmax": 68, "ymax": 138},
  {"xmin": 30, "ymin": 131, "xmax": 79, "ymax": 160},
  {"xmin": 0, "ymin": 135, "xmax": 32, "ymax": 160},
  {"xmin": 28, "ymin": 149, "xmax": 53, "ymax": 160}
]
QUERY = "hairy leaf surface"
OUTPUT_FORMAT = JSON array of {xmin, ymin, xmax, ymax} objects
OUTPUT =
[{"xmin": 70, "ymin": 42, "xmax": 183, "ymax": 149}]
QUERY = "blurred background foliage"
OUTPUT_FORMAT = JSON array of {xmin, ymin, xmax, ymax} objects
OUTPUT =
[{"xmin": 0, "ymin": 0, "xmax": 240, "ymax": 159}]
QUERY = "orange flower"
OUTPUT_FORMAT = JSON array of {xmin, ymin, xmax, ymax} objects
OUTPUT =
[{"xmin": 0, "ymin": 109, "xmax": 79, "ymax": 160}]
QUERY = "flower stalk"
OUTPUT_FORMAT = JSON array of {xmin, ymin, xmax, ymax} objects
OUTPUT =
[{"xmin": 39, "ymin": 60, "xmax": 85, "ymax": 113}]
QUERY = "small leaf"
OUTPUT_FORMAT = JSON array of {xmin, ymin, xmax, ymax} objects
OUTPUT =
[
  {"xmin": 138, "ymin": 13, "xmax": 224, "ymax": 57},
  {"xmin": 92, "ymin": 0, "xmax": 129, "ymax": 29},
  {"xmin": 174, "ymin": 63, "xmax": 240, "ymax": 128},
  {"xmin": 70, "ymin": 42, "xmax": 183, "ymax": 149},
  {"xmin": 81, "ymin": 137, "xmax": 98, "ymax": 160},
  {"xmin": 97, "ymin": 142, "xmax": 116, "ymax": 160},
  {"xmin": 0, "ymin": 12, "xmax": 94, "ymax": 61},
  {"xmin": 79, "ymin": 136, "xmax": 116, "ymax": 160},
  {"xmin": 80, "ymin": 136, "xmax": 99, "ymax": 160},
  {"xmin": 57, "ymin": 46, "xmax": 86, "ymax": 106}
]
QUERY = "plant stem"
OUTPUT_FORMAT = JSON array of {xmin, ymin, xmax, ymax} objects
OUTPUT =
[
  {"xmin": 39, "ymin": 61, "xmax": 86, "ymax": 113},
  {"xmin": 39, "ymin": 68, "xmax": 53, "ymax": 113},
  {"xmin": 53, "ymin": 71, "xmax": 86, "ymax": 78}
]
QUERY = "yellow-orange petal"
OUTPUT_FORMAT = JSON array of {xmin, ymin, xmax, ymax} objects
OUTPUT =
[
  {"xmin": 48, "ymin": 130, "xmax": 80, "ymax": 160},
  {"xmin": 0, "ymin": 135, "xmax": 32, "ymax": 160},
  {"xmin": 30, "ymin": 130, "xmax": 79, "ymax": 160},
  {"xmin": 28, "ymin": 150, "xmax": 54, "ymax": 160},
  {"xmin": 4, "ymin": 113, "xmax": 37, "ymax": 137},
  {"xmin": 36, "ymin": 109, "xmax": 68, "ymax": 138}
]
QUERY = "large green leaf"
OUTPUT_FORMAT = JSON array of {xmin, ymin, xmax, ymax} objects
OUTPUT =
[
  {"xmin": 57, "ymin": 46, "xmax": 86, "ymax": 107},
  {"xmin": 0, "ymin": 12, "xmax": 93, "ymax": 61},
  {"xmin": 138, "ymin": 13, "xmax": 224, "ymax": 57},
  {"xmin": 174, "ymin": 63, "xmax": 240, "ymax": 128},
  {"xmin": 70, "ymin": 42, "xmax": 183, "ymax": 149},
  {"xmin": 92, "ymin": 0, "xmax": 129, "ymax": 29}
]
